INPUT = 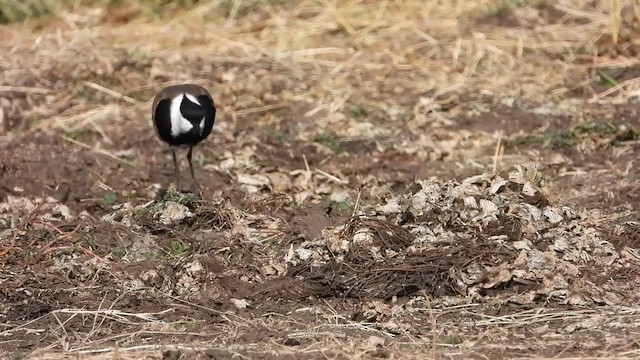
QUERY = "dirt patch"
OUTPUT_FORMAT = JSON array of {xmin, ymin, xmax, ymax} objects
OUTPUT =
[
  {"xmin": 476, "ymin": 1, "xmax": 589, "ymax": 29},
  {"xmin": 451, "ymin": 102, "xmax": 573, "ymax": 136},
  {"xmin": 290, "ymin": 203, "xmax": 340, "ymax": 242},
  {"xmin": 2, "ymin": 99, "xmax": 639, "ymax": 358}
]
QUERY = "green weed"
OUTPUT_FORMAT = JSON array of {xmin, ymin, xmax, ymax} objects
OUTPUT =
[
  {"xmin": 442, "ymin": 334, "xmax": 464, "ymax": 345},
  {"xmin": 315, "ymin": 132, "xmax": 345, "ymax": 153},
  {"xmin": 263, "ymin": 125, "xmax": 286, "ymax": 143},
  {"xmin": 597, "ymin": 70, "xmax": 619, "ymax": 88},
  {"xmin": 331, "ymin": 201, "xmax": 352, "ymax": 214},
  {"xmin": 110, "ymin": 247, "xmax": 126, "ymax": 259},
  {"xmin": 347, "ymin": 105, "xmax": 367, "ymax": 119},
  {"xmin": 511, "ymin": 120, "xmax": 619, "ymax": 149},
  {"xmin": 103, "ymin": 192, "xmax": 117, "ymax": 206},
  {"xmin": 161, "ymin": 188, "xmax": 199, "ymax": 209},
  {"xmin": 168, "ymin": 240, "xmax": 190, "ymax": 257},
  {"xmin": 0, "ymin": 0, "xmax": 57, "ymax": 24}
]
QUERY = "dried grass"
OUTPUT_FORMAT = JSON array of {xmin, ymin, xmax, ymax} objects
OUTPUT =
[
  {"xmin": 17, "ymin": 303, "xmax": 640, "ymax": 359},
  {"xmin": 2, "ymin": 0, "xmax": 638, "ymax": 136}
]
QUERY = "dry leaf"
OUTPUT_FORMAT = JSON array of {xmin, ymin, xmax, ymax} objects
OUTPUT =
[{"xmin": 157, "ymin": 201, "xmax": 193, "ymax": 225}]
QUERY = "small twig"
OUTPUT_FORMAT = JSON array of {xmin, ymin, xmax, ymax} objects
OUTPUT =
[
  {"xmin": 53, "ymin": 308, "xmax": 174, "ymax": 322},
  {"xmin": 0, "ymin": 85, "xmax": 50, "ymax": 94},
  {"xmin": 609, "ymin": 0, "xmax": 621, "ymax": 44},
  {"xmin": 315, "ymin": 168, "xmax": 348, "ymax": 184},
  {"xmin": 319, "ymin": 0, "xmax": 356, "ymax": 35},
  {"xmin": 82, "ymin": 294, "xmax": 108, "ymax": 346},
  {"xmin": 352, "ymin": 188, "xmax": 362, "ymax": 217},
  {"xmin": 492, "ymin": 132, "xmax": 503, "ymax": 173},
  {"xmin": 97, "ymin": 181, "xmax": 115, "ymax": 193},
  {"xmin": 30, "ymin": 220, "xmax": 64, "ymax": 234},
  {"xmin": 225, "ymin": 0, "xmax": 242, "ymax": 25},
  {"xmin": 88, "ymin": 117, "xmax": 114, "ymax": 145},
  {"xmin": 83, "ymin": 81, "xmax": 139, "ymax": 104},
  {"xmin": 0, "ymin": 313, "xmax": 50, "ymax": 337},
  {"xmin": 60, "ymin": 135, "xmax": 136, "ymax": 167},
  {"xmin": 303, "ymin": 154, "xmax": 311, "ymax": 173},
  {"xmin": 236, "ymin": 103, "xmax": 287, "ymax": 116},
  {"xmin": 36, "ymin": 223, "xmax": 82, "ymax": 253},
  {"xmin": 164, "ymin": 294, "xmax": 249, "ymax": 326},
  {"xmin": 588, "ymin": 76, "xmax": 640, "ymax": 103},
  {"xmin": 39, "ymin": 245, "xmax": 108, "ymax": 263}
]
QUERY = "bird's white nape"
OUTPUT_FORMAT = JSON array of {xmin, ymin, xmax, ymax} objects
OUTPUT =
[
  {"xmin": 184, "ymin": 93, "xmax": 201, "ymax": 106},
  {"xmin": 169, "ymin": 93, "xmax": 194, "ymax": 137}
]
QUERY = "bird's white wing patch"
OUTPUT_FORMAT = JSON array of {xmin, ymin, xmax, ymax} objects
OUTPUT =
[
  {"xmin": 199, "ymin": 117, "xmax": 205, "ymax": 135},
  {"xmin": 184, "ymin": 93, "xmax": 201, "ymax": 105},
  {"xmin": 169, "ymin": 93, "xmax": 193, "ymax": 137}
]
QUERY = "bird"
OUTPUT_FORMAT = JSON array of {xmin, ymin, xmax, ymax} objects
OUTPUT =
[{"xmin": 152, "ymin": 84, "xmax": 216, "ymax": 192}]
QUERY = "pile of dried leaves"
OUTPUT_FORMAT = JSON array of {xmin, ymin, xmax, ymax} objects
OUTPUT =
[{"xmin": 269, "ymin": 165, "xmax": 635, "ymax": 306}]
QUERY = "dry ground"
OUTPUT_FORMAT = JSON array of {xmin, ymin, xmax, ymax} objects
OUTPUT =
[{"xmin": 1, "ymin": 0, "xmax": 640, "ymax": 359}]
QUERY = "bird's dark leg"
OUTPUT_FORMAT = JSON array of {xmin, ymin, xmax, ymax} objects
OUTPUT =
[
  {"xmin": 186, "ymin": 146, "xmax": 200, "ymax": 192},
  {"xmin": 172, "ymin": 148, "xmax": 181, "ymax": 190}
]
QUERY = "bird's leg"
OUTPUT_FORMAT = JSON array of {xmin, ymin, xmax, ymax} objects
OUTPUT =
[
  {"xmin": 172, "ymin": 148, "xmax": 181, "ymax": 191},
  {"xmin": 186, "ymin": 146, "xmax": 200, "ymax": 193}
]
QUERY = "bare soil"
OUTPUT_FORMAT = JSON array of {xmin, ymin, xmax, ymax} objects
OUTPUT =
[{"xmin": 1, "ymin": 1, "xmax": 640, "ymax": 359}]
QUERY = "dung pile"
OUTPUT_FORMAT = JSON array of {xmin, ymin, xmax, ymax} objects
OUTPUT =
[{"xmin": 267, "ymin": 165, "xmax": 635, "ymax": 306}]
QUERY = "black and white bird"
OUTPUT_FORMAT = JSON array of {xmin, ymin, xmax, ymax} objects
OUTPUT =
[{"xmin": 152, "ymin": 84, "xmax": 216, "ymax": 191}]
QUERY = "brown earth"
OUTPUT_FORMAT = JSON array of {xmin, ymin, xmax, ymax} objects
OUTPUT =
[{"xmin": 1, "ymin": 1, "xmax": 640, "ymax": 359}]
